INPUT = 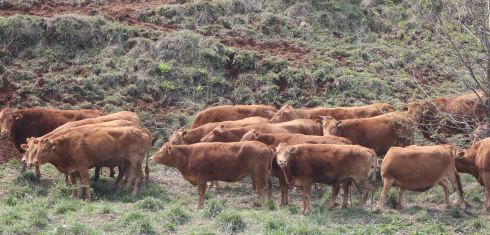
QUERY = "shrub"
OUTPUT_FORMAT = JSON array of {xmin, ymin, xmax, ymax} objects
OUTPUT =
[
  {"xmin": 160, "ymin": 81, "xmax": 176, "ymax": 90},
  {"xmin": 264, "ymin": 199, "xmax": 276, "ymax": 210},
  {"xmin": 159, "ymin": 63, "xmax": 171, "ymax": 74},
  {"xmin": 217, "ymin": 210, "xmax": 246, "ymax": 233}
]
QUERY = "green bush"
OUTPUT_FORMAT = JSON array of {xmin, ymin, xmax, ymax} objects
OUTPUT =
[
  {"xmin": 217, "ymin": 210, "xmax": 246, "ymax": 233},
  {"xmin": 158, "ymin": 63, "xmax": 171, "ymax": 74}
]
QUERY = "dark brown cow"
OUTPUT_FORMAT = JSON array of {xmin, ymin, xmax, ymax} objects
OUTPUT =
[
  {"xmin": 322, "ymin": 111, "xmax": 416, "ymax": 156},
  {"xmin": 200, "ymin": 119, "xmax": 322, "ymax": 143},
  {"xmin": 170, "ymin": 117, "xmax": 270, "ymax": 145},
  {"xmin": 273, "ymin": 143, "xmax": 377, "ymax": 214},
  {"xmin": 150, "ymin": 141, "xmax": 272, "ymax": 208},
  {"xmin": 29, "ymin": 126, "xmax": 152, "ymax": 201},
  {"xmin": 375, "ymin": 145, "xmax": 465, "ymax": 211},
  {"xmin": 403, "ymin": 91, "xmax": 486, "ymax": 143},
  {"xmin": 456, "ymin": 138, "xmax": 490, "ymax": 210},
  {"xmin": 190, "ymin": 105, "xmax": 277, "ymax": 129},
  {"xmin": 270, "ymin": 103, "xmax": 395, "ymax": 123},
  {"xmin": 0, "ymin": 107, "xmax": 105, "ymax": 177},
  {"xmin": 240, "ymin": 130, "xmax": 353, "ymax": 207}
]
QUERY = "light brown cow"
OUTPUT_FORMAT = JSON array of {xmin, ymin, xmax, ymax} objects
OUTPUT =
[
  {"xmin": 456, "ymin": 138, "xmax": 490, "ymax": 210},
  {"xmin": 270, "ymin": 103, "xmax": 395, "ymax": 123},
  {"xmin": 240, "ymin": 130, "xmax": 353, "ymax": 207},
  {"xmin": 200, "ymin": 119, "xmax": 322, "ymax": 143},
  {"xmin": 374, "ymin": 144, "xmax": 465, "ymax": 211},
  {"xmin": 29, "ymin": 126, "xmax": 152, "ymax": 201},
  {"xmin": 190, "ymin": 105, "xmax": 277, "ymax": 129},
  {"xmin": 150, "ymin": 141, "xmax": 272, "ymax": 208},
  {"xmin": 273, "ymin": 143, "xmax": 377, "ymax": 214},
  {"xmin": 321, "ymin": 111, "xmax": 416, "ymax": 156},
  {"xmin": 472, "ymin": 124, "xmax": 487, "ymax": 145},
  {"xmin": 170, "ymin": 117, "xmax": 270, "ymax": 145},
  {"xmin": 403, "ymin": 91, "xmax": 486, "ymax": 143}
]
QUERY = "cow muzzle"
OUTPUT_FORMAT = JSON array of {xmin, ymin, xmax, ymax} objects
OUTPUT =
[
  {"xmin": 1, "ymin": 131, "xmax": 9, "ymax": 136},
  {"xmin": 277, "ymin": 159, "xmax": 287, "ymax": 167}
]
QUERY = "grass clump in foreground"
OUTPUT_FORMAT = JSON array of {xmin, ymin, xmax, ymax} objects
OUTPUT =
[
  {"xmin": 134, "ymin": 196, "xmax": 165, "ymax": 212},
  {"xmin": 168, "ymin": 204, "xmax": 190, "ymax": 225},
  {"xmin": 202, "ymin": 199, "xmax": 225, "ymax": 218},
  {"xmin": 217, "ymin": 210, "xmax": 246, "ymax": 233}
]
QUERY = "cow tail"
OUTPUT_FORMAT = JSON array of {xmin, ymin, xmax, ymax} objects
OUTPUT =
[{"xmin": 369, "ymin": 149, "xmax": 377, "ymax": 211}]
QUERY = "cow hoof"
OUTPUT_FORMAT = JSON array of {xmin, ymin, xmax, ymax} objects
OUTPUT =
[{"xmin": 341, "ymin": 204, "xmax": 348, "ymax": 209}]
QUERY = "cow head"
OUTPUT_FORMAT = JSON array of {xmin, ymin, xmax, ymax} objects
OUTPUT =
[
  {"xmin": 150, "ymin": 142, "xmax": 175, "ymax": 166},
  {"xmin": 23, "ymin": 137, "xmax": 40, "ymax": 167},
  {"xmin": 200, "ymin": 124, "xmax": 226, "ymax": 142},
  {"xmin": 274, "ymin": 143, "xmax": 295, "ymax": 167},
  {"xmin": 402, "ymin": 102, "xmax": 422, "ymax": 117},
  {"xmin": 270, "ymin": 104, "xmax": 294, "ymax": 123},
  {"xmin": 31, "ymin": 138, "xmax": 58, "ymax": 167},
  {"xmin": 321, "ymin": 116, "xmax": 341, "ymax": 136},
  {"xmin": 0, "ymin": 108, "xmax": 22, "ymax": 136},
  {"xmin": 239, "ymin": 129, "xmax": 258, "ymax": 142},
  {"xmin": 169, "ymin": 129, "xmax": 187, "ymax": 145}
]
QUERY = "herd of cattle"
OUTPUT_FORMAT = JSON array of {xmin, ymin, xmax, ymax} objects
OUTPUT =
[{"xmin": 0, "ymin": 91, "xmax": 489, "ymax": 213}]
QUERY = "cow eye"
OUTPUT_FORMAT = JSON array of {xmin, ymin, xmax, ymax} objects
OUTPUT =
[{"xmin": 322, "ymin": 125, "xmax": 325, "ymax": 128}]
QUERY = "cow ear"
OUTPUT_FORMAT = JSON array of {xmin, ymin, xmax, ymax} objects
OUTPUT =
[
  {"xmin": 182, "ymin": 131, "xmax": 187, "ymax": 138},
  {"xmin": 213, "ymin": 130, "xmax": 219, "ymax": 135},
  {"xmin": 220, "ymin": 124, "xmax": 225, "ymax": 128},
  {"xmin": 254, "ymin": 132, "xmax": 260, "ymax": 139},
  {"xmin": 315, "ymin": 119, "xmax": 322, "ymax": 125},
  {"xmin": 269, "ymin": 145, "xmax": 276, "ymax": 152},
  {"xmin": 21, "ymin": 144, "xmax": 28, "ymax": 151},
  {"xmin": 179, "ymin": 127, "xmax": 185, "ymax": 132},
  {"xmin": 51, "ymin": 141, "xmax": 58, "ymax": 150},
  {"xmin": 457, "ymin": 151, "xmax": 465, "ymax": 160},
  {"xmin": 14, "ymin": 113, "xmax": 22, "ymax": 120},
  {"xmin": 290, "ymin": 148, "xmax": 296, "ymax": 154},
  {"xmin": 337, "ymin": 121, "xmax": 342, "ymax": 127}
]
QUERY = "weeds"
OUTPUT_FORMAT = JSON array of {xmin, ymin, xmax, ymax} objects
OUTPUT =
[{"xmin": 217, "ymin": 210, "xmax": 246, "ymax": 233}]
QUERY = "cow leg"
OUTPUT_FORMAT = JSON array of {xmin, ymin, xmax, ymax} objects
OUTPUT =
[
  {"xmin": 109, "ymin": 167, "xmax": 115, "ymax": 178},
  {"xmin": 197, "ymin": 178, "xmax": 207, "ymax": 209},
  {"xmin": 353, "ymin": 179, "xmax": 367, "ymax": 209},
  {"xmin": 276, "ymin": 172, "xmax": 289, "ymax": 206},
  {"xmin": 438, "ymin": 179, "xmax": 450, "ymax": 209},
  {"xmin": 448, "ymin": 172, "xmax": 466, "ymax": 210},
  {"xmin": 113, "ymin": 164, "xmax": 126, "ymax": 190},
  {"xmin": 374, "ymin": 177, "xmax": 394, "ymax": 211},
  {"xmin": 131, "ymin": 160, "xmax": 144, "ymax": 196},
  {"xmin": 21, "ymin": 162, "xmax": 27, "ymax": 172},
  {"xmin": 125, "ymin": 166, "xmax": 136, "ymax": 190},
  {"xmin": 301, "ymin": 179, "xmax": 312, "ymax": 214},
  {"xmin": 69, "ymin": 173, "xmax": 77, "ymax": 197},
  {"xmin": 328, "ymin": 183, "xmax": 341, "ymax": 210},
  {"xmin": 79, "ymin": 169, "xmax": 91, "ymax": 202},
  {"xmin": 35, "ymin": 165, "xmax": 41, "ymax": 180},
  {"xmin": 93, "ymin": 167, "xmax": 100, "ymax": 181},
  {"xmin": 341, "ymin": 180, "xmax": 352, "ymax": 209},
  {"xmin": 395, "ymin": 187, "xmax": 406, "ymax": 209},
  {"xmin": 213, "ymin": 181, "xmax": 219, "ymax": 190}
]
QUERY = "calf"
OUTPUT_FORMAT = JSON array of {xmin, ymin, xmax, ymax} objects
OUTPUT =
[
  {"xmin": 270, "ymin": 103, "xmax": 395, "ymax": 123},
  {"xmin": 150, "ymin": 141, "xmax": 272, "ymax": 208},
  {"xmin": 200, "ymin": 119, "xmax": 322, "ymax": 143},
  {"xmin": 0, "ymin": 107, "xmax": 104, "ymax": 176},
  {"xmin": 240, "ymin": 130, "xmax": 353, "ymax": 207},
  {"xmin": 170, "ymin": 117, "xmax": 270, "ymax": 145},
  {"xmin": 322, "ymin": 111, "xmax": 416, "ymax": 156},
  {"xmin": 375, "ymin": 144, "xmax": 465, "ymax": 211},
  {"xmin": 29, "ymin": 126, "xmax": 152, "ymax": 201},
  {"xmin": 456, "ymin": 138, "xmax": 490, "ymax": 210},
  {"xmin": 190, "ymin": 105, "xmax": 277, "ymax": 129},
  {"xmin": 274, "ymin": 143, "xmax": 377, "ymax": 214}
]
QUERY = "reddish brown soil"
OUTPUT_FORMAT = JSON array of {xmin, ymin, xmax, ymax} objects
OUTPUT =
[{"xmin": 0, "ymin": 136, "xmax": 23, "ymax": 165}]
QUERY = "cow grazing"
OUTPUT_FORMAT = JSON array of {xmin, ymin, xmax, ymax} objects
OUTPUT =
[
  {"xmin": 240, "ymin": 130, "xmax": 353, "ymax": 207},
  {"xmin": 403, "ymin": 91, "xmax": 486, "ymax": 143},
  {"xmin": 200, "ymin": 119, "xmax": 322, "ymax": 143},
  {"xmin": 170, "ymin": 117, "xmax": 270, "ymax": 145},
  {"xmin": 321, "ymin": 111, "xmax": 416, "ymax": 156},
  {"xmin": 190, "ymin": 105, "xmax": 277, "ymax": 129},
  {"xmin": 29, "ymin": 126, "xmax": 152, "ymax": 201},
  {"xmin": 270, "ymin": 103, "xmax": 395, "ymax": 123},
  {"xmin": 150, "ymin": 141, "xmax": 272, "ymax": 208},
  {"xmin": 273, "ymin": 143, "xmax": 377, "ymax": 213},
  {"xmin": 374, "ymin": 144, "xmax": 465, "ymax": 211},
  {"xmin": 0, "ymin": 107, "xmax": 105, "ymax": 177},
  {"xmin": 456, "ymin": 138, "xmax": 490, "ymax": 210}
]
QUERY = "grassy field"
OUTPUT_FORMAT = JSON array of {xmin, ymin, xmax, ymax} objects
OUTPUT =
[{"xmin": 0, "ymin": 157, "xmax": 489, "ymax": 234}]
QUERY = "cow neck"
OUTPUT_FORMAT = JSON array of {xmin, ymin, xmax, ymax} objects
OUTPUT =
[
  {"xmin": 296, "ymin": 109, "xmax": 312, "ymax": 119},
  {"xmin": 184, "ymin": 129, "xmax": 201, "ymax": 144},
  {"xmin": 169, "ymin": 146, "xmax": 189, "ymax": 171},
  {"xmin": 47, "ymin": 139, "xmax": 75, "ymax": 171},
  {"xmin": 455, "ymin": 149, "xmax": 479, "ymax": 181},
  {"xmin": 257, "ymin": 134, "xmax": 275, "ymax": 146},
  {"xmin": 228, "ymin": 128, "xmax": 246, "ymax": 142},
  {"xmin": 282, "ymin": 150, "xmax": 298, "ymax": 185}
]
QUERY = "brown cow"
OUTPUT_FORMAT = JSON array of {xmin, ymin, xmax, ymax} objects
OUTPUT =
[
  {"xmin": 0, "ymin": 107, "xmax": 105, "ymax": 177},
  {"xmin": 21, "ymin": 111, "xmax": 141, "ymax": 179},
  {"xmin": 170, "ymin": 117, "xmax": 270, "ymax": 145},
  {"xmin": 22, "ymin": 120, "xmax": 139, "ymax": 187},
  {"xmin": 190, "ymin": 105, "xmax": 277, "ymax": 129},
  {"xmin": 374, "ymin": 144, "xmax": 465, "ymax": 211},
  {"xmin": 472, "ymin": 124, "xmax": 487, "ymax": 145},
  {"xmin": 273, "ymin": 143, "xmax": 377, "ymax": 214},
  {"xmin": 149, "ymin": 141, "xmax": 272, "ymax": 208},
  {"xmin": 270, "ymin": 103, "xmax": 395, "ymax": 123},
  {"xmin": 29, "ymin": 126, "xmax": 152, "ymax": 201},
  {"xmin": 455, "ymin": 138, "xmax": 490, "ymax": 210},
  {"xmin": 321, "ymin": 111, "xmax": 416, "ymax": 156},
  {"xmin": 240, "ymin": 130, "xmax": 353, "ymax": 207},
  {"xmin": 403, "ymin": 91, "xmax": 486, "ymax": 143},
  {"xmin": 200, "ymin": 119, "xmax": 322, "ymax": 143}
]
